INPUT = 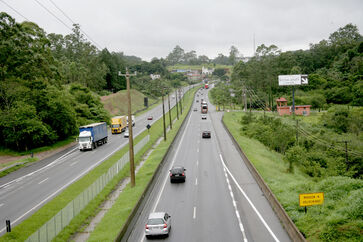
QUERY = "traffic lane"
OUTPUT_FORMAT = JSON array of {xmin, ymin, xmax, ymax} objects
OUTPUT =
[
  {"xmin": 209, "ymin": 109, "xmax": 290, "ymax": 241},
  {"xmin": 148, "ymin": 109, "xmax": 202, "ymax": 242},
  {"xmin": 0, "ymin": 86, "xmax": 193, "ymax": 232},
  {"xmin": 194, "ymin": 126, "xmax": 243, "ymax": 242},
  {"xmin": 125, "ymin": 101, "xmax": 198, "ymax": 242}
]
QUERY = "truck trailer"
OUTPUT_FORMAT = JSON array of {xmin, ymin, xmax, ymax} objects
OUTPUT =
[
  {"xmin": 111, "ymin": 116, "xmax": 127, "ymax": 134},
  {"xmin": 79, "ymin": 122, "xmax": 108, "ymax": 151}
]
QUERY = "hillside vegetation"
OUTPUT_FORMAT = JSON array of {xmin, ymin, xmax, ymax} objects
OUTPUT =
[{"xmin": 101, "ymin": 89, "xmax": 158, "ymax": 116}]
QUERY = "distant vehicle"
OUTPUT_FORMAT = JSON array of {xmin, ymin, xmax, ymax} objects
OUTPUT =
[
  {"xmin": 201, "ymin": 115, "xmax": 207, "ymax": 120},
  {"xmin": 124, "ymin": 129, "xmax": 129, "ymax": 138},
  {"xmin": 170, "ymin": 166, "xmax": 186, "ymax": 183},
  {"xmin": 147, "ymin": 116, "xmax": 153, "ymax": 120},
  {"xmin": 201, "ymin": 104, "xmax": 208, "ymax": 114},
  {"xmin": 145, "ymin": 212, "xmax": 171, "ymax": 238},
  {"xmin": 79, "ymin": 122, "xmax": 108, "ymax": 151},
  {"xmin": 126, "ymin": 115, "xmax": 135, "ymax": 127},
  {"xmin": 111, "ymin": 116, "xmax": 127, "ymax": 134},
  {"xmin": 193, "ymin": 108, "xmax": 198, "ymax": 112},
  {"xmin": 196, "ymin": 100, "xmax": 199, "ymax": 102},
  {"xmin": 202, "ymin": 131, "xmax": 211, "ymax": 138},
  {"xmin": 205, "ymin": 84, "xmax": 209, "ymax": 89}
]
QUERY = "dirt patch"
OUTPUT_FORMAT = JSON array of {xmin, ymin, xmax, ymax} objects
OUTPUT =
[{"xmin": 0, "ymin": 142, "xmax": 77, "ymax": 165}]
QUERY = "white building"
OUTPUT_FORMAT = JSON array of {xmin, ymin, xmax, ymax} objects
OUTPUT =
[
  {"xmin": 150, "ymin": 74, "xmax": 161, "ymax": 80},
  {"xmin": 202, "ymin": 66, "xmax": 214, "ymax": 75}
]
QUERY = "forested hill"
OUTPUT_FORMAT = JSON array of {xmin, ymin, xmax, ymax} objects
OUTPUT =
[
  {"xmin": 231, "ymin": 23, "xmax": 362, "ymax": 109},
  {"xmin": 0, "ymin": 12, "xmax": 188, "ymax": 152}
]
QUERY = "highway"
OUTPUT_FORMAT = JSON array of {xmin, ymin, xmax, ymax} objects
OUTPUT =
[
  {"xmin": 0, "ymin": 86, "xmax": 192, "ymax": 235},
  {"xmin": 123, "ymin": 88, "xmax": 291, "ymax": 242}
]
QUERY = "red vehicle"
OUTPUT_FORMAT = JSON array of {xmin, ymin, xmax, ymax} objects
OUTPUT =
[{"xmin": 205, "ymin": 84, "xmax": 209, "ymax": 89}]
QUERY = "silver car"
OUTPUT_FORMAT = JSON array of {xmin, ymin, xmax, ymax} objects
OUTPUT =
[
  {"xmin": 124, "ymin": 129, "xmax": 129, "ymax": 138},
  {"xmin": 145, "ymin": 212, "xmax": 171, "ymax": 238}
]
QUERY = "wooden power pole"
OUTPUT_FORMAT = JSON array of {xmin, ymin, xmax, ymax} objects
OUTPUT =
[{"xmin": 119, "ymin": 68, "xmax": 137, "ymax": 187}]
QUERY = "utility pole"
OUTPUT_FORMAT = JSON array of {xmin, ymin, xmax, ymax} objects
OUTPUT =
[
  {"xmin": 338, "ymin": 141, "xmax": 350, "ymax": 171},
  {"xmin": 175, "ymin": 89, "xmax": 179, "ymax": 120},
  {"xmin": 162, "ymin": 90, "xmax": 166, "ymax": 141},
  {"xmin": 292, "ymin": 86, "xmax": 296, "ymax": 119},
  {"xmin": 179, "ymin": 88, "xmax": 183, "ymax": 114},
  {"xmin": 296, "ymin": 119, "xmax": 299, "ymax": 145},
  {"xmin": 118, "ymin": 68, "xmax": 137, "ymax": 187},
  {"xmin": 168, "ymin": 92, "xmax": 172, "ymax": 130},
  {"xmin": 244, "ymin": 88, "xmax": 247, "ymax": 111}
]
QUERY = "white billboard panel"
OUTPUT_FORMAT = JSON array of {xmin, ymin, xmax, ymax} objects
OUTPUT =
[{"xmin": 278, "ymin": 75, "xmax": 301, "ymax": 86}]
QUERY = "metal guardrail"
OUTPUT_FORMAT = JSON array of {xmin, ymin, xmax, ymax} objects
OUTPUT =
[
  {"xmin": 221, "ymin": 115, "xmax": 306, "ymax": 242},
  {"xmin": 25, "ymin": 135, "xmax": 150, "ymax": 242}
]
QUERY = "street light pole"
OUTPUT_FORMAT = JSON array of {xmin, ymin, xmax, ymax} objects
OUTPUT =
[
  {"xmin": 168, "ymin": 92, "xmax": 172, "ymax": 130},
  {"xmin": 118, "ymin": 68, "xmax": 136, "ymax": 187}
]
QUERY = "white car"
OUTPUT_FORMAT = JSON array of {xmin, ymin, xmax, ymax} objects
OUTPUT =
[
  {"xmin": 145, "ymin": 212, "xmax": 171, "ymax": 238},
  {"xmin": 201, "ymin": 115, "xmax": 207, "ymax": 120},
  {"xmin": 124, "ymin": 129, "xmax": 129, "ymax": 138}
]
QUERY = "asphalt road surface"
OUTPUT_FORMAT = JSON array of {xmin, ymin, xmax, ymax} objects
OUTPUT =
[
  {"xmin": 123, "ymin": 88, "xmax": 291, "ymax": 242},
  {"xmin": 0, "ymin": 86, "xmax": 192, "ymax": 235}
]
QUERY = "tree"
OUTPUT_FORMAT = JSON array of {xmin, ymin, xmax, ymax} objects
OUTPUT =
[
  {"xmin": 166, "ymin": 45, "xmax": 185, "ymax": 65},
  {"xmin": 229, "ymin": 46, "xmax": 239, "ymax": 65}
]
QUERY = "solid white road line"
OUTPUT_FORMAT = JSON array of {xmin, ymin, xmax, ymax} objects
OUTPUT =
[
  {"xmin": 219, "ymin": 154, "xmax": 280, "ymax": 242},
  {"xmin": 38, "ymin": 178, "xmax": 48, "ymax": 185},
  {"xmin": 223, "ymin": 167, "xmax": 248, "ymax": 242},
  {"xmin": 193, "ymin": 206, "xmax": 197, "ymax": 219}
]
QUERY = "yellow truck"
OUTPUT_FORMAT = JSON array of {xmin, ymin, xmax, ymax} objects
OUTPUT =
[{"xmin": 111, "ymin": 116, "xmax": 127, "ymax": 134}]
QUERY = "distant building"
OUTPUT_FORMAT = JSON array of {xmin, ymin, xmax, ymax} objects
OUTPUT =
[
  {"xmin": 202, "ymin": 66, "xmax": 214, "ymax": 75},
  {"xmin": 276, "ymin": 97, "xmax": 311, "ymax": 116},
  {"xmin": 150, "ymin": 74, "xmax": 160, "ymax": 80}
]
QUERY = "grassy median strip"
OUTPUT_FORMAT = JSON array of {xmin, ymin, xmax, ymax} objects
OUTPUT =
[
  {"xmin": 88, "ymin": 88, "xmax": 197, "ymax": 241},
  {"xmin": 223, "ymin": 112, "xmax": 363, "ymax": 242},
  {"xmin": 0, "ymin": 86, "xmax": 197, "ymax": 242}
]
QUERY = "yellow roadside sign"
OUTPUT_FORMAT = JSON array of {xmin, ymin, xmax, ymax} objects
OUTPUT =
[{"xmin": 299, "ymin": 192, "xmax": 324, "ymax": 207}]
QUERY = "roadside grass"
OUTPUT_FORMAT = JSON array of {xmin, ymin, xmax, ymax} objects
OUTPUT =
[
  {"xmin": 0, "ymin": 158, "xmax": 37, "ymax": 178},
  {"xmin": 88, "ymin": 96, "xmax": 191, "ymax": 241},
  {"xmin": 223, "ymin": 112, "xmax": 363, "ymax": 242},
  {"xmin": 0, "ymin": 86, "xmax": 198, "ymax": 242}
]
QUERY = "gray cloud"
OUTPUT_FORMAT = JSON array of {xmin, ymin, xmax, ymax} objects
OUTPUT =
[{"xmin": 2, "ymin": 0, "xmax": 363, "ymax": 60}]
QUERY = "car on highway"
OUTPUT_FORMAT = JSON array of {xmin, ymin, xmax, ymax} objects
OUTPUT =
[
  {"xmin": 147, "ymin": 116, "xmax": 153, "ymax": 120},
  {"xmin": 169, "ymin": 166, "xmax": 186, "ymax": 183},
  {"xmin": 196, "ymin": 100, "xmax": 199, "ymax": 102},
  {"xmin": 124, "ymin": 129, "xmax": 129, "ymax": 138},
  {"xmin": 201, "ymin": 115, "xmax": 207, "ymax": 120},
  {"xmin": 202, "ymin": 131, "xmax": 211, "ymax": 138},
  {"xmin": 193, "ymin": 107, "xmax": 198, "ymax": 111},
  {"xmin": 145, "ymin": 212, "xmax": 171, "ymax": 238}
]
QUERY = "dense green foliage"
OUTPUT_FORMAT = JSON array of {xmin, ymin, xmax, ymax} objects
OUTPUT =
[
  {"xmin": 230, "ymin": 24, "xmax": 362, "ymax": 108},
  {"xmin": 239, "ymin": 111, "xmax": 362, "ymax": 179},
  {"xmin": 0, "ymin": 12, "xmax": 190, "ymax": 152},
  {"xmin": 224, "ymin": 112, "xmax": 363, "ymax": 242},
  {"xmin": 165, "ymin": 45, "xmax": 240, "ymax": 66}
]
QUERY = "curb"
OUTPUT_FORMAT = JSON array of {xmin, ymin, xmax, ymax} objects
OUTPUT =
[{"xmin": 221, "ymin": 114, "xmax": 306, "ymax": 242}]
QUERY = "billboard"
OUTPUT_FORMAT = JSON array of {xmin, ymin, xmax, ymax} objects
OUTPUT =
[{"xmin": 278, "ymin": 74, "xmax": 308, "ymax": 86}]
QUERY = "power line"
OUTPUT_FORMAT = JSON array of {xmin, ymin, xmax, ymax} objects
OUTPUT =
[
  {"xmin": 46, "ymin": 0, "xmax": 102, "ymax": 49},
  {"xmin": 33, "ymin": 0, "xmax": 73, "ymax": 31},
  {"xmin": 0, "ymin": 0, "xmax": 30, "ymax": 21}
]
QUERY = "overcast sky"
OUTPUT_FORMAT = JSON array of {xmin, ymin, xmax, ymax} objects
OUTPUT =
[{"xmin": 1, "ymin": 0, "xmax": 363, "ymax": 61}]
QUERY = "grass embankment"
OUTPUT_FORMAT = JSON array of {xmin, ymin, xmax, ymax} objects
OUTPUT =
[
  {"xmin": 0, "ymin": 86, "xmax": 198, "ymax": 242},
  {"xmin": 101, "ymin": 89, "xmax": 158, "ymax": 116},
  {"xmin": 88, "ymin": 87, "xmax": 197, "ymax": 241},
  {"xmin": 223, "ymin": 112, "xmax": 363, "ymax": 242}
]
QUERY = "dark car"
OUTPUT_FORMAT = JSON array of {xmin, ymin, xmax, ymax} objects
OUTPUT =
[
  {"xmin": 170, "ymin": 166, "xmax": 186, "ymax": 183},
  {"xmin": 193, "ymin": 108, "xmax": 198, "ymax": 112},
  {"xmin": 202, "ymin": 131, "xmax": 211, "ymax": 138},
  {"xmin": 201, "ymin": 115, "xmax": 207, "ymax": 120},
  {"xmin": 196, "ymin": 100, "xmax": 199, "ymax": 103}
]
